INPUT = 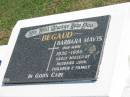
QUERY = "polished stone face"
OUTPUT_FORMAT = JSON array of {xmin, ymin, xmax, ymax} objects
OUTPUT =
[
  {"xmin": 0, "ymin": 60, "xmax": 1, "ymax": 66},
  {"xmin": 3, "ymin": 15, "xmax": 110, "ymax": 85}
]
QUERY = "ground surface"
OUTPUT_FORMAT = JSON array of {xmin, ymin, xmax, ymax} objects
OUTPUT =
[{"xmin": 0, "ymin": 0, "xmax": 129, "ymax": 45}]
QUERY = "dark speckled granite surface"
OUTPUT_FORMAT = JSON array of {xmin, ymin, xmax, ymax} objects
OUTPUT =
[{"xmin": 3, "ymin": 15, "xmax": 110, "ymax": 85}]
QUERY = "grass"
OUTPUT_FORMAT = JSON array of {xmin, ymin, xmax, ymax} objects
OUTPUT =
[{"xmin": 0, "ymin": 0, "xmax": 130, "ymax": 45}]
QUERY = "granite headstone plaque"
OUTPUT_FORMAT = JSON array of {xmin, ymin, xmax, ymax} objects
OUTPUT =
[
  {"xmin": 0, "ymin": 60, "xmax": 1, "ymax": 66},
  {"xmin": 3, "ymin": 15, "xmax": 110, "ymax": 85}
]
